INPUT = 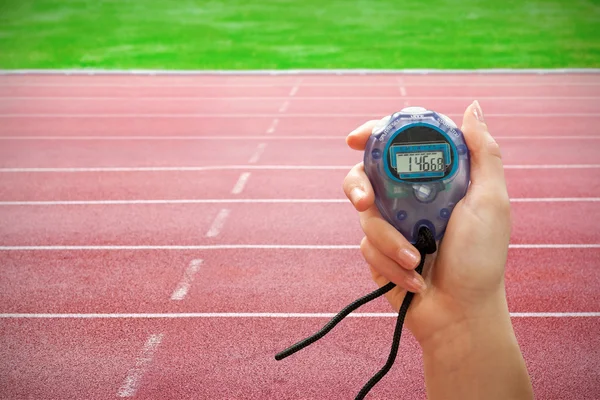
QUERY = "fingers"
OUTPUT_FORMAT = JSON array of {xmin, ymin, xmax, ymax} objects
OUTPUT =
[
  {"xmin": 461, "ymin": 101, "xmax": 509, "ymax": 199},
  {"xmin": 346, "ymin": 119, "xmax": 379, "ymax": 150},
  {"xmin": 361, "ymin": 237, "xmax": 427, "ymax": 293},
  {"xmin": 343, "ymin": 162, "xmax": 375, "ymax": 212},
  {"xmin": 359, "ymin": 205, "xmax": 421, "ymax": 270}
]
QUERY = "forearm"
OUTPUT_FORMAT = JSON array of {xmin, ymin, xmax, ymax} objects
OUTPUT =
[{"xmin": 421, "ymin": 295, "xmax": 533, "ymax": 400}]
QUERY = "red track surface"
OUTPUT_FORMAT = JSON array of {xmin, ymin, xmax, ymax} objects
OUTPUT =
[{"xmin": 0, "ymin": 73, "xmax": 599, "ymax": 399}]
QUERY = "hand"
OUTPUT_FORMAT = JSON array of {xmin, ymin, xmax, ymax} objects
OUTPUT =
[{"xmin": 343, "ymin": 101, "xmax": 512, "ymax": 345}]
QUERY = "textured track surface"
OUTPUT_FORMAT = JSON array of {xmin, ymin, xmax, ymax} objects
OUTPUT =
[{"xmin": 0, "ymin": 73, "xmax": 599, "ymax": 399}]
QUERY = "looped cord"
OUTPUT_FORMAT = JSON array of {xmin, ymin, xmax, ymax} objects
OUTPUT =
[
  {"xmin": 355, "ymin": 226, "xmax": 436, "ymax": 399},
  {"xmin": 415, "ymin": 226, "xmax": 437, "ymax": 255},
  {"xmin": 275, "ymin": 227, "xmax": 437, "ymax": 399}
]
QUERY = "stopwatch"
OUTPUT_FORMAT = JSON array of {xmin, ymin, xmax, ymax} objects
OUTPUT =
[{"xmin": 364, "ymin": 107, "xmax": 470, "ymax": 243}]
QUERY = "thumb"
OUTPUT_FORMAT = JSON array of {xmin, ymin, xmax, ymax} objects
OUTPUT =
[{"xmin": 461, "ymin": 100, "xmax": 508, "ymax": 199}]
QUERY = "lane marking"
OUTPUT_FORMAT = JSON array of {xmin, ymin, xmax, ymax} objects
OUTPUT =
[
  {"xmin": 205, "ymin": 209, "xmax": 230, "ymax": 237},
  {"xmin": 278, "ymin": 100, "xmax": 289, "ymax": 113},
  {"xmin": 1, "ymin": 164, "xmax": 599, "ymax": 173},
  {"xmin": 117, "ymin": 333, "xmax": 164, "ymax": 398},
  {"xmin": 396, "ymin": 77, "xmax": 407, "ymax": 97},
  {"xmin": 503, "ymin": 164, "xmax": 600, "ymax": 169},
  {"xmin": 277, "ymin": 79, "xmax": 300, "ymax": 114},
  {"xmin": 0, "ymin": 81, "xmax": 599, "ymax": 88},
  {"xmin": 1, "ymin": 135, "xmax": 599, "ymax": 140},
  {"xmin": 265, "ymin": 118, "xmax": 279, "ymax": 134},
  {"xmin": 0, "ymin": 68, "xmax": 598, "ymax": 75},
  {"xmin": 510, "ymin": 197, "xmax": 600, "ymax": 202},
  {"xmin": 1, "ymin": 312, "xmax": 598, "ymax": 319},
  {"xmin": 170, "ymin": 259, "xmax": 203, "ymax": 301},
  {"xmin": 3, "ymin": 96, "xmax": 600, "ymax": 101},
  {"xmin": 0, "ymin": 244, "xmax": 598, "ymax": 251},
  {"xmin": 1, "ymin": 198, "xmax": 598, "ymax": 206},
  {"xmin": 248, "ymin": 143, "xmax": 267, "ymax": 163},
  {"xmin": 230, "ymin": 173, "xmax": 251, "ymax": 195},
  {"xmin": 510, "ymin": 244, "xmax": 600, "ymax": 248},
  {"xmin": 1, "ymin": 113, "xmax": 599, "ymax": 118}
]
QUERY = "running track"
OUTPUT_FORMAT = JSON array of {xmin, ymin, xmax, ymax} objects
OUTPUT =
[{"xmin": 0, "ymin": 72, "xmax": 599, "ymax": 399}]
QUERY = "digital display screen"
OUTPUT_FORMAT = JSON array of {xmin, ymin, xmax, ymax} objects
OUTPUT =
[
  {"xmin": 395, "ymin": 151, "xmax": 445, "ymax": 173},
  {"xmin": 389, "ymin": 142, "xmax": 450, "ymax": 179}
]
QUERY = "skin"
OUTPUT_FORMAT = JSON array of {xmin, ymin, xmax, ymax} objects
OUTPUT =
[{"xmin": 343, "ymin": 101, "xmax": 534, "ymax": 400}]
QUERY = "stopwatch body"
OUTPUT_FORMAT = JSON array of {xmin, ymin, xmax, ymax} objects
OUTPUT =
[{"xmin": 364, "ymin": 107, "xmax": 470, "ymax": 243}]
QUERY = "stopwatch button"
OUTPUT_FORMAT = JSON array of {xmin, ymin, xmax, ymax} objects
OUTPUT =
[
  {"xmin": 372, "ymin": 115, "xmax": 391, "ymax": 135},
  {"xmin": 457, "ymin": 144, "xmax": 468, "ymax": 155},
  {"xmin": 438, "ymin": 112, "xmax": 458, "ymax": 128},
  {"xmin": 371, "ymin": 148, "xmax": 382, "ymax": 159},
  {"xmin": 401, "ymin": 106, "xmax": 427, "ymax": 114},
  {"xmin": 413, "ymin": 184, "xmax": 436, "ymax": 202},
  {"xmin": 439, "ymin": 208, "xmax": 451, "ymax": 219}
]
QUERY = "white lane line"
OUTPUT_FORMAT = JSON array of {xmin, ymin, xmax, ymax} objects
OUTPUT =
[
  {"xmin": 503, "ymin": 164, "xmax": 600, "ymax": 169},
  {"xmin": 117, "ymin": 333, "xmax": 164, "ymax": 398},
  {"xmin": 170, "ymin": 259, "xmax": 203, "ymax": 300},
  {"xmin": 205, "ymin": 209, "xmax": 230, "ymax": 237},
  {"xmin": 497, "ymin": 136, "xmax": 600, "ymax": 140},
  {"xmin": 278, "ymin": 101, "xmax": 289, "ymax": 113},
  {"xmin": 1, "ymin": 164, "xmax": 599, "ymax": 173},
  {"xmin": 509, "ymin": 244, "xmax": 600, "ymax": 248},
  {"xmin": 4, "ymin": 96, "xmax": 600, "ymax": 100},
  {"xmin": 248, "ymin": 143, "xmax": 267, "ymax": 163},
  {"xmin": 230, "ymin": 173, "xmax": 251, "ymax": 195},
  {"xmin": 1, "ymin": 82, "xmax": 599, "ymax": 88},
  {"xmin": 396, "ymin": 77, "xmax": 407, "ymax": 97},
  {"xmin": 1, "ymin": 198, "xmax": 598, "ymax": 206},
  {"xmin": 290, "ymin": 78, "xmax": 302, "ymax": 96},
  {"xmin": 0, "ymin": 244, "xmax": 598, "ymax": 251},
  {"xmin": 510, "ymin": 197, "xmax": 600, "ymax": 202},
  {"xmin": 265, "ymin": 118, "xmax": 279, "ymax": 134},
  {"xmin": 1, "ymin": 312, "xmax": 598, "ymax": 319},
  {"xmin": 1, "ymin": 113, "xmax": 599, "ymax": 118},
  {"xmin": 0, "ymin": 67, "xmax": 598, "ymax": 74},
  {"xmin": 1, "ymin": 135, "xmax": 599, "ymax": 140}
]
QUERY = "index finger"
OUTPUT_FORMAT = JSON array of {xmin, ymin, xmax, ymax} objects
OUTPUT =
[
  {"xmin": 346, "ymin": 119, "xmax": 379, "ymax": 150},
  {"xmin": 359, "ymin": 204, "xmax": 422, "ymax": 270}
]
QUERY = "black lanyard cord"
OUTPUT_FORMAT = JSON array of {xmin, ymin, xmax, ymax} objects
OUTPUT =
[
  {"xmin": 275, "ymin": 227, "xmax": 437, "ymax": 398},
  {"xmin": 356, "ymin": 227, "xmax": 436, "ymax": 399},
  {"xmin": 275, "ymin": 281, "xmax": 397, "ymax": 361}
]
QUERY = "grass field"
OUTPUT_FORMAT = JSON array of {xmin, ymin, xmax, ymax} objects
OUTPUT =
[{"xmin": 0, "ymin": 0, "xmax": 599, "ymax": 69}]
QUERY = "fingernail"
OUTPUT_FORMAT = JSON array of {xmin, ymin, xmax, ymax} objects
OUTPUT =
[
  {"xmin": 350, "ymin": 187, "xmax": 365, "ymax": 204},
  {"xmin": 398, "ymin": 248, "xmax": 420, "ymax": 269},
  {"xmin": 406, "ymin": 274, "xmax": 427, "ymax": 293},
  {"xmin": 472, "ymin": 100, "xmax": 485, "ymax": 123}
]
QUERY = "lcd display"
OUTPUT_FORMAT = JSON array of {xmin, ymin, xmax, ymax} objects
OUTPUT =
[
  {"xmin": 389, "ymin": 142, "xmax": 451, "ymax": 180},
  {"xmin": 395, "ymin": 151, "xmax": 445, "ymax": 173}
]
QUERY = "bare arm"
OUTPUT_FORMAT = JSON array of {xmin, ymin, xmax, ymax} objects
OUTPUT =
[{"xmin": 421, "ymin": 291, "xmax": 533, "ymax": 400}]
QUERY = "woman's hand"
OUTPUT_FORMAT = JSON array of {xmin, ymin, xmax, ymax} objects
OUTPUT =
[
  {"xmin": 343, "ymin": 101, "xmax": 511, "ymax": 345},
  {"xmin": 343, "ymin": 101, "xmax": 533, "ymax": 399}
]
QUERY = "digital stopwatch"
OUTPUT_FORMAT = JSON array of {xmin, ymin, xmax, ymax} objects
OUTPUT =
[{"xmin": 364, "ymin": 107, "xmax": 470, "ymax": 243}]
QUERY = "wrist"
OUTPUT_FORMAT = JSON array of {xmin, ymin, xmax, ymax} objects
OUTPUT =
[
  {"xmin": 419, "ymin": 289, "xmax": 514, "ymax": 358},
  {"xmin": 419, "ymin": 293, "xmax": 533, "ymax": 400}
]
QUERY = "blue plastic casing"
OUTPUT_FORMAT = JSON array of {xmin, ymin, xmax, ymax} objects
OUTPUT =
[{"xmin": 364, "ymin": 107, "xmax": 470, "ymax": 243}]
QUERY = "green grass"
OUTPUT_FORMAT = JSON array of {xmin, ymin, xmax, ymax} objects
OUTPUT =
[{"xmin": 0, "ymin": 0, "xmax": 599, "ymax": 69}]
